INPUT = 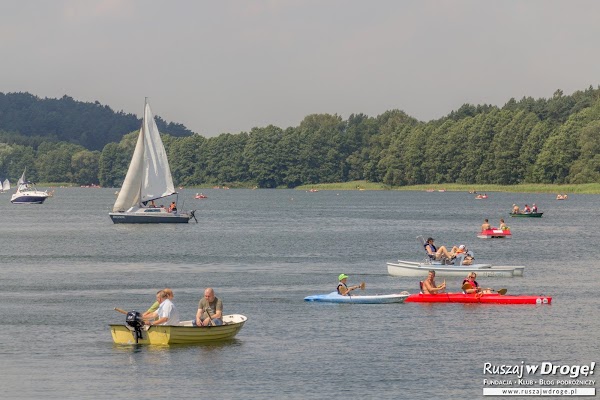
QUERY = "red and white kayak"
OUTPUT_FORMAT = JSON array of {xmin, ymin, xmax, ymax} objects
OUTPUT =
[
  {"xmin": 194, "ymin": 193, "xmax": 208, "ymax": 199},
  {"xmin": 478, "ymin": 228, "xmax": 511, "ymax": 239},
  {"xmin": 405, "ymin": 293, "xmax": 551, "ymax": 305}
]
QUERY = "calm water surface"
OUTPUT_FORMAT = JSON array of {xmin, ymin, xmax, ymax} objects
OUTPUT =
[{"xmin": 0, "ymin": 188, "xmax": 598, "ymax": 399}]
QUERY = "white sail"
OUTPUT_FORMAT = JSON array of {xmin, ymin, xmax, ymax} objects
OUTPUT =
[
  {"xmin": 112, "ymin": 101, "xmax": 176, "ymax": 212},
  {"xmin": 2, "ymin": 179, "xmax": 10, "ymax": 191},
  {"xmin": 17, "ymin": 169, "xmax": 26, "ymax": 186}
]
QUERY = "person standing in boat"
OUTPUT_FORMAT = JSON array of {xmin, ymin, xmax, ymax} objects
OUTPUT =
[
  {"xmin": 143, "ymin": 289, "xmax": 179, "ymax": 326},
  {"xmin": 194, "ymin": 288, "xmax": 223, "ymax": 326},
  {"xmin": 462, "ymin": 272, "xmax": 491, "ymax": 294},
  {"xmin": 421, "ymin": 270, "xmax": 446, "ymax": 294},
  {"xmin": 337, "ymin": 274, "xmax": 361, "ymax": 296}
]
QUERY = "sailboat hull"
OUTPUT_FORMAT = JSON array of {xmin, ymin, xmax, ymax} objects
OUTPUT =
[{"xmin": 109, "ymin": 211, "xmax": 192, "ymax": 224}]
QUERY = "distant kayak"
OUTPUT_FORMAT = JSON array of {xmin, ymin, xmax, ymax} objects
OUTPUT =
[
  {"xmin": 304, "ymin": 291, "xmax": 409, "ymax": 304},
  {"xmin": 405, "ymin": 293, "xmax": 551, "ymax": 305}
]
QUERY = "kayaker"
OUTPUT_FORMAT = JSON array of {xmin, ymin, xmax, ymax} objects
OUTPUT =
[
  {"xmin": 143, "ymin": 289, "xmax": 179, "ymax": 326},
  {"xmin": 462, "ymin": 272, "xmax": 491, "ymax": 294},
  {"xmin": 194, "ymin": 287, "xmax": 223, "ymax": 326},
  {"xmin": 422, "ymin": 270, "xmax": 446, "ymax": 294},
  {"xmin": 481, "ymin": 219, "xmax": 491, "ymax": 231},
  {"xmin": 424, "ymin": 237, "xmax": 454, "ymax": 262},
  {"xmin": 337, "ymin": 274, "xmax": 361, "ymax": 296}
]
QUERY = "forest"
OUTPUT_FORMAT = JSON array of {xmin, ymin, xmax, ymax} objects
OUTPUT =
[{"xmin": 0, "ymin": 87, "xmax": 599, "ymax": 188}]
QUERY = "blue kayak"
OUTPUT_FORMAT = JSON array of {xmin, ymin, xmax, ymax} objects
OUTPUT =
[{"xmin": 304, "ymin": 291, "xmax": 409, "ymax": 304}]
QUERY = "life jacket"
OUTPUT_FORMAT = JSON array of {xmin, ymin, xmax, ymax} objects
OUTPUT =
[
  {"xmin": 462, "ymin": 278, "xmax": 478, "ymax": 292},
  {"xmin": 425, "ymin": 243, "xmax": 437, "ymax": 256},
  {"xmin": 337, "ymin": 282, "xmax": 347, "ymax": 295}
]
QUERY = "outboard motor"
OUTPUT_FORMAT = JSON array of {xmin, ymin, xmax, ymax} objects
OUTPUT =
[{"xmin": 125, "ymin": 310, "xmax": 144, "ymax": 343}]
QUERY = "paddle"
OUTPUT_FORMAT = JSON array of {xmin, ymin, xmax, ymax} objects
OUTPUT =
[
  {"xmin": 348, "ymin": 282, "xmax": 365, "ymax": 293},
  {"xmin": 114, "ymin": 307, "xmax": 128, "ymax": 315},
  {"xmin": 461, "ymin": 283, "xmax": 507, "ymax": 295},
  {"xmin": 204, "ymin": 308, "xmax": 215, "ymax": 327}
]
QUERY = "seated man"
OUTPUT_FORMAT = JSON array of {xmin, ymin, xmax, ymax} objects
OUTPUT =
[
  {"xmin": 512, "ymin": 204, "xmax": 520, "ymax": 214},
  {"xmin": 424, "ymin": 237, "xmax": 454, "ymax": 261},
  {"xmin": 422, "ymin": 270, "xmax": 446, "ymax": 294},
  {"xmin": 194, "ymin": 288, "xmax": 223, "ymax": 326}
]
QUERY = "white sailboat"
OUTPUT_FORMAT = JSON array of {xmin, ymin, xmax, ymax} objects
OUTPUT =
[
  {"xmin": 0, "ymin": 179, "xmax": 9, "ymax": 193},
  {"xmin": 108, "ymin": 99, "xmax": 196, "ymax": 224},
  {"xmin": 10, "ymin": 169, "xmax": 50, "ymax": 204}
]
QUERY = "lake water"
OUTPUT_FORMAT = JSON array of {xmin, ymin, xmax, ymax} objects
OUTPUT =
[{"xmin": 0, "ymin": 188, "xmax": 598, "ymax": 399}]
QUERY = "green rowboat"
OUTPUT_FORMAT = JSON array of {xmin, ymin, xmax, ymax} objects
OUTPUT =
[{"xmin": 510, "ymin": 212, "xmax": 543, "ymax": 218}]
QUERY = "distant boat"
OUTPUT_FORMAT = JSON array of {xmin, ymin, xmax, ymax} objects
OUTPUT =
[
  {"xmin": 108, "ymin": 99, "xmax": 196, "ymax": 224},
  {"xmin": 10, "ymin": 169, "xmax": 50, "ymax": 204},
  {"xmin": 1, "ymin": 179, "xmax": 9, "ymax": 193}
]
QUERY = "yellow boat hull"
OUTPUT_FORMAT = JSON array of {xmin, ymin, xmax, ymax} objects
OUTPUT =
[{"xmin": 110, "ymin": 314, "xmax": 247, "ymax": 345}]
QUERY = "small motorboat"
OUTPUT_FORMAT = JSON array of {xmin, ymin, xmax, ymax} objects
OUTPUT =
[
  {"xmin": 478, "ymin": 228, "xmax": 511, "ymax": 239},
  {"xmin": 510, "ymin": 212, "xmax": 543, "ymax": 218},
  {"xmin": 110, "ymin": 313, "xmax": 247, "ymax": 345},
  {"xmin": 11, "ymin": 169, "xmax": 50, "ymax": 204},
  {"xmin": 304, "ymin": 291, "xmax": 410, "ymax": 304},
  {"xmin": 405, "ymin": 293, "xmax": 551, "ymax": 305},
  {"xmin": 194, "ymin": 193, "xmax": 208, "ymax": 199}
]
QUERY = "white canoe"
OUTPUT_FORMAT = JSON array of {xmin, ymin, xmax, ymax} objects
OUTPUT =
[
  {"xmin": 304, "ymin": 291, "xmax": 410, "ymax": 304},
  {"xmin": 387, "ymin": 260, "xmax": 524, "ymax": 278}
]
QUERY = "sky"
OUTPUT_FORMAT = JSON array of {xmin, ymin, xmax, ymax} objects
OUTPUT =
[{"xmin": 1, "ymin": 0, "xmax": 599, "ymax": 137}]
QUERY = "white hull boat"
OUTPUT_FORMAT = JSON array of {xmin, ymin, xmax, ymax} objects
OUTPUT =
[
  {"xmin": 304, "ymin": 292, "xmax": 410, "ymax": 304},
  {"xmin": 387, "ymin": 260, "xmax": 524, "ymax": 278},
  {"xmin": 109, "ymin": 99, "xmax": 196, "ymax": 224},
  {"xmin": 10, "ymin": 169, "xmax": 50, "ymax": 204}
]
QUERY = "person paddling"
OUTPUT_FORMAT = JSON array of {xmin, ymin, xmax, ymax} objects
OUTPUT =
[
  {"xmin": 337, "ymin": 274, "xmax": 363, "ymax": 296},
  {"xmin": 462, "ymin": 272, "xmax": 491, "ymax": 294}
]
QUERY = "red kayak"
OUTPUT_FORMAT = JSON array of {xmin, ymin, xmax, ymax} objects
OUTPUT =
[{"xmin": 405, "ymin": 293, "xmax": 551, "ymax": 304}]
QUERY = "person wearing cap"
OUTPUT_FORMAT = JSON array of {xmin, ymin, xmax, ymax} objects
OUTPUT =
[
  {"xmin": 337, "ymin": 274, "xmax": 361, "ymax": 296},
  {"xmin": 424, "ymin": 237, "xmax": 455, "ymax": 261},
  {"xmin": 453, "ymin": 245, "xmax": 474, "ymax": 266},
  {"xmin": 422, "ymin": 270, "xmax": 446, "ymax": 294}
]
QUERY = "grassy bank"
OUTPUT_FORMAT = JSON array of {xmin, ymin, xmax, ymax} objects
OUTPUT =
[{"xmin": 296, "ymin": 181, "xmax": 600, "ymax": 194}]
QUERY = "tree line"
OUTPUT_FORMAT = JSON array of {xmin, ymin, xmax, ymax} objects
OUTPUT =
[{"xmin": 0, "ymin": 87, "xmax": 599, "ymax": 187}]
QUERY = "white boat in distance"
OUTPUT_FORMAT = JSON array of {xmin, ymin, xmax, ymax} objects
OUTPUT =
[
  {"xmin": 109, "ymin": 99, "xmax": 196, "ymax": 224},
  {"xmin": 387, "ymin": 260, "xmax": 524, "ymax": 278},
  {"xmin": 10, "ymin": 169, "xmax": 50, "ymax": 204},
  {"xmin": 1, "ymin": 179, "xmax": 10, "ymax": 192}
]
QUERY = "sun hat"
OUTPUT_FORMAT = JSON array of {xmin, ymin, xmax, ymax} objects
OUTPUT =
[
  {"xmin": 459, "ymin": 244, "xmax": 465, "ymax": 250},
  {"xmin": 338, "ymin": 273, "xmax": 349, "ymax": 281}
]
